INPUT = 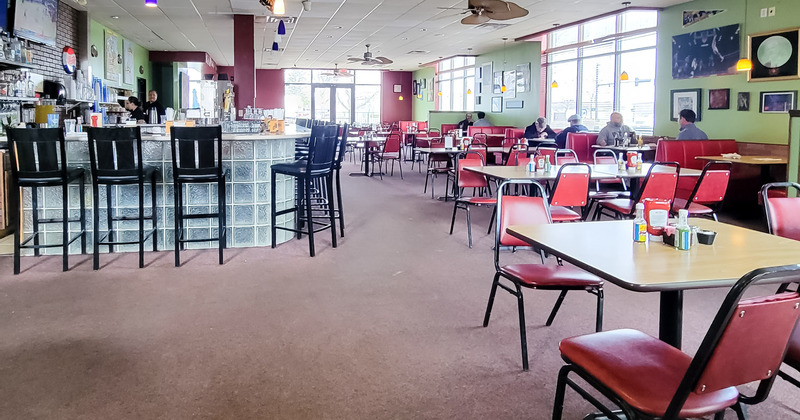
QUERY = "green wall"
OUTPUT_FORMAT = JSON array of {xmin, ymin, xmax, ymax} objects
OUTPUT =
[
  {"xmin": 656, "ymin": 0, "xmax": 800, "ymax": 144},
  {"xmin": 475, "ymin": 41, "xmax": 541, "ymax": 128},
  {"xmin": 411, "ymin": 67, "xmax": 435, "ymax": 121},
  {"xmin": 88, "ymin": 20, "xmax": 151, "ymax": 93}
]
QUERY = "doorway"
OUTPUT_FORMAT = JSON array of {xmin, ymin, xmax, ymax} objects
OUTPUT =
[
  {"xmin": 137, "ymin": 78, "xmax": 147, "ymax": 104},
  {"xmin": 311, "ymin": 84, "xmax": 354, "ymax": 124}
]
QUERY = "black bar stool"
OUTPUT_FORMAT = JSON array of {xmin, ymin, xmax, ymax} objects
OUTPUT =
[
  {"xmin": 87, "ymin": 127, "xmax": 158, "ymax": 269},
  {"xmin": 331, "ymin": 123, "xmax": 349, "ymax": 237},
  {"xmin": 271, "ymin": 124, "xmax": 338, "ymax": 257},
  {"xmin": 7, "ymin": 127, "xmax": 87, "ymax": 274},
  {"xmin": 170, "ymin": 126, "xmax": 227, "ymax": 267}
]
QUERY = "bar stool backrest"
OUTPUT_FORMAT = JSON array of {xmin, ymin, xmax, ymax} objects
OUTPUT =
[
  {"xmin": 307, "ymin": 125, "xmax": 338, "ymax": 176},
  {"xmin": 7, "ymin": 127, "xmax": 68, "ymax": 182},
  {"xmin": 171, "ymin": 126, "xmax": 223, "ymax": 178},
  {"xmin": 333, "ymin": 123, "xmax": 349, "ymax": 170},
  {"xmin": 87, "ymin": 127, "xmax": 144, "ymax": 180}
]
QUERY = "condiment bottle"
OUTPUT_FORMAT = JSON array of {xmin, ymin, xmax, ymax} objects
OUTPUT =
[
  {"xmin": 636, "ymin": 153, "xmax": 643, "ymax": 171},
  {"xmin": 544, "ymin": 155, "xmax": 551, "ymax": 173},
  {"xmin": 633, "ymin": 202, "xmax": 647, "ymax": 242},
  {"xmin": 617, "ymin": 153, "xmax": 625, "ymax": 172},
  {"xmin": 676, "ymin": 209, "xmax": 691, "ymax": 250}
]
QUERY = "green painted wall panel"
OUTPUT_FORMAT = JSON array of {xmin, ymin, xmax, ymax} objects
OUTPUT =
[
  {"xmin": 411, "ymin": 67, "xmax": 435, "ymax": 121},
  {"xmin": 88, "ymin": 20, "xmax": 151, "ymax": 91},
  {"xmin": 655, "ymin": 0, "xmax": 800, "ymax": 144}
]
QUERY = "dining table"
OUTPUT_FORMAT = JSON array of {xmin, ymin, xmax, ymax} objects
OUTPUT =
[
  {"xmin": 506, "ymin": 218, "xmax": 800, "ymax": 349},
  {"xmin": 348, "ymin": 135, "xmax": 386, "ymax": 177},
  {"xmin": 696, "ymin": 154, "xmax": 788, "ymax": 188}
]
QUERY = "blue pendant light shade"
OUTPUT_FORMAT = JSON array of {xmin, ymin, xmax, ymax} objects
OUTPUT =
[
  {"xmin": 145, "ymin": 0, "xmax": 157, "ymax": 7},
  {"xmin": 277, "ymin": 20, "xmax": 286, "ymax": 35},
  {"xmin": 272, "ymin": 42, "xmax": 279, "ymax": 51}
]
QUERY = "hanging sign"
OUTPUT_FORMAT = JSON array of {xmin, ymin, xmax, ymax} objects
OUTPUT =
[{"xmin": 62, "ymin": 46, "xmax": 76, "ymax": 74}]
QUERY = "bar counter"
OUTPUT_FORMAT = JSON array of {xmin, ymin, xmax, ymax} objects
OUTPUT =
[{"xmin": 20, "ymin": 128, "xmax": 311, "ymax": 255}]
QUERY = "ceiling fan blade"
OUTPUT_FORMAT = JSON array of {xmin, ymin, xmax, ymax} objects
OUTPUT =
[
  {"xmin": 485, "ymin": 1, "xmax": 529, "ymax": 20},
  {"xmin": 348, "ymin": 57, "xmax": 364, "ymax": 62},
  {"xmin": 374, "ymin": 57, "xmax": 393, "ymax": 64},
  {"xmin": 469, "ymin": 0, "xmax": 507, "ymax": 10},
  {"xmin": 461, "ymin": 13, "xmax": 490, "ymax": 25}
]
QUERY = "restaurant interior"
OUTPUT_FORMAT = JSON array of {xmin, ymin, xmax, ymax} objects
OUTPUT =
[{"xmin": 2, "ymin": 0, "xmax": 800, "ymax": 418}]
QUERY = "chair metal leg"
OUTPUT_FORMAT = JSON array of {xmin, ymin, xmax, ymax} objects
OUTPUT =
[
  {"xmin": 516, "ymin": 284, "xmax": 529, "ymax": 371},
  {"xmin": 595, "ymin": 288, "xmax": 604, "ymax": 332},
  {"xmin": 93, "ymin": 185, "xmax": 100, "ymax": 270},
  {"xmin": 138, "ymin": 181, "xmax": 145, "ymax": 269},
  {"xmin": 546, "ymin": 290, "xmax": 569, "ymax": 327},
  {"xmin": 449, "ymin": 201, "xmax": 459, "ymax": 235},
  {"xmin": 552, "ymin": 365, "xmax": 572, "ymax": 420},
  {"xmin": 32, "ymin": 187, "xmax": 39, "ymax": 256},
  {"xmin": 327, "ymin": 175, "xmax": 337, "ymax": 248},
  {"xmin": 62, "ymin": 183, "xmax": 69, "ymax": 271},
  {"xmin": 174, "ymin": 181, "xmax": 181, "ymax": 267},
  {"xmin": 466, "ymin": 205, "xmax": 473, "ymax": 248},
  {"xmin": 487, "ymin": 206, "xmax": 496, "ymax": 234},
  {"xmin": 398, "ymin": 158, "xmax": 404, "ymax": 179},
  {"xmin": 483, "ymin": 272, "xmax": 501, "ymax": 327},
  {"xmin": 304, "ymin": 177, "xmax": 315, "ymax": 257},
  {"xmin": 335, "ymin": 170, "xmax": 345, "ymax": 237},
  {"xmin": 106, "ymin": 185, "xmax": 114, "ymax": 253}
]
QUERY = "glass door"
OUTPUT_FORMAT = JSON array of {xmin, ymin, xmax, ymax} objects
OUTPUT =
[{"xmin": 311, "ymin": 84, "xmax": 353, "ymax": 124}]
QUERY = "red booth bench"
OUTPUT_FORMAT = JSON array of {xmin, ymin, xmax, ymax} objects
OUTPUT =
[
  {"xmin": 468, "ymin": 126, "xmax": 515, "ymax": 146},
  {"xmin": 655, "ymin": 139, "xmax": 738, "ymax": 200}
]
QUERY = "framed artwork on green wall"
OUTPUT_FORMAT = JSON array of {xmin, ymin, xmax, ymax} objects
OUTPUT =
[
  {"xmin": 748, "ymin": 28, "xmax": 800, "ymax": 82},
  {"xmin": 670, "ymin": 88, "xmax": 702, "ymax": 121}
]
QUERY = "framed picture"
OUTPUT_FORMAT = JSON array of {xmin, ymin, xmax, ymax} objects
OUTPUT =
[
  {"xmin": 104, "ymin": 29, "xmax": 121, "ymax": 83},
  {"xmin": 515, "ymin": 63, "xmax": 530, "ymax": 93},
  {"xmin": 412, "ymin": 80, "xmax": 418, "ymax": 96},
  {"xmin": 708, "ymin": 88, "xmax": 730, "ymax": 109},
  {"xmin": 421, "ymin": 78, "xmax": 426, "ymax": 89},
  {"xmin": 672, "ymin": 24, "xmax": 740, "ymax": 79},
  {"xmin": 737, "ymin": 92, "xmax": 750, "ymax": 111},
  {"xmin": 503, "ymin": 70, "xmax": 516, "ymax": 98},
  {"xmin": 393, "ymin": 84, "xmax": 401, "ymax": 93},
  {"xmin": 670, "ymin": 88, "xmax": 702, "ymax": 121},
  {"xmin": 492, "ymin": 71, "xmax": 503, "ymax": 94},
  {"xmin": 481, "ymin": 63, "xmax": 492, "ymax": 87},
  {"xmin": 123, "ymin": 39, "xmax": 134, "ymax": 84},
  {"xmin": 506, "ymin": 100, "xmax": 524, "ymax": 109},
  {"xmin": 491, "ymin": 96, "xmax": 503, "ymax": 113},
  {"xmin": 475, "ymin": 96, "xmax": 482, "ymax": 106},
  {"xmin": 760, "ymin": 91, "xmax": 797, "ymax": 113},
  {"xmin": 748, "ymin": 28, "xmax": 800, "ymax": 81}
]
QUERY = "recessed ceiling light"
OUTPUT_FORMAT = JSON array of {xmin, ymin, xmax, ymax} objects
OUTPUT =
[
  {"xmin": 334, "ymin": 25, "xmax": 342, "ymax": 29},
  {"xmin": 419, "ymin": 28, "xmax": 426, "ymax": 32},
  {"xmin": 111, "ymin": 15, "xmax": 119, "ymax": 19},
  {"xmin": 402, "ymin": 37, "xmax": 408, "ymax": 40}
]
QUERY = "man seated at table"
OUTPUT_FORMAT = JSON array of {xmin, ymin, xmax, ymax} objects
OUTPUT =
[
  {"xmin": 554, "ymin": 114, "xmax": 588, "ymax": 149},
  {"xmin": 597, "ymin": 112, "xmax": 633, "ymax": 146},
  {"xmin": 456, "ymin": 113, "xmax": 473, "ymax": 133},
  {"xmin": 676, "ymin": 109, "xmax": 708, "ymax": 140},
  {"xmin": 524, "ymin": 117, "xmax": 557, "ymax": 141},
  {"xmin": 472, "ymin": 111, "xmax": 493, "ymax": 127}
]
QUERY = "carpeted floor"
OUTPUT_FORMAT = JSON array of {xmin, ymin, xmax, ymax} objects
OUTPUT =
[{"xmin": 1, "ymin": 157, "xmax": 798, "ymax": 419}]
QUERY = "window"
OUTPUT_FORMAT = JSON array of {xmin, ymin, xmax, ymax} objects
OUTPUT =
[
  {"xmin": 436, "ymin": 56, "xmax": 476, "ymax": 111},
  {"xmin": 545, "ymin": 9, "xmax": 658, "ymax": 134},
  {"xmin": 284, "ymin": 69, "xmax": 381, "ymax": 125}
]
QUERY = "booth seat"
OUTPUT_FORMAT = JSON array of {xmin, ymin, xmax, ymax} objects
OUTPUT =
[
  {"xmin": 468, "ymin": 126, "xmax": 515, "ymax": 146},
  {"xmin": 565, "ymin": 132, "xmax": 599, "ymax": 163},
  {"xmin": 655, "ymin": 139, "xmax": 738, "ymax": 200},
  {"xmin": 503, "ymin": 128, "xmax": 525, "ymax": 146},
  {"xmin": 441, "ymin": 124, "xmax": 459, "ymax": 135},
  {"xmin": 399, "ymin": 121, "xmax": 428, "ymax": 132}
]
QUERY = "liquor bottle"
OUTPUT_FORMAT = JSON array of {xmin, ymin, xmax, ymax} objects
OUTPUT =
[
  {"xmin": 11, "ymin": 36, "xmax": 21, "ymax": 62},
  {"xmin": 25, "ymin": 72, "xmax": 34, "ymax": 97},
  {"xmin": 633, "ymin": 203, "xmax": 647, "ymax": 242}
]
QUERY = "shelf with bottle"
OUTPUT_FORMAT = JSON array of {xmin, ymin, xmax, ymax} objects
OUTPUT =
[
  {"xmin": 0, "ymin": 95, "xmax": 36, "ymax": 102},
  {"xmin": 0, "ymin": 57, "xmax": 34, "ymax": 69}
]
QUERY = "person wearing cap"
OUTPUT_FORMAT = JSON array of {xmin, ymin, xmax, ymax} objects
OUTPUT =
[{"xmin": 555, "ymin": 114, "xmax": 589, "ymax": 149}]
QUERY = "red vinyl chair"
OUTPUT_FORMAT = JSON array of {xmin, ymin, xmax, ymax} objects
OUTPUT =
[
  {"xmin": 555, "ymin": 149, "xmax": 579, "ymax": 165},
  {"xmin": 372, "ymin": 134, "xmax": 403, "ymax": 180},
  {"xmin": 549, "ymin": 163, "xmax": 591, "ymax": 222},
  {"xmin": 484, "ymin": 180, "xmax": 603, "ymax": 371},
  {"xmin": 535, "ymin": 144, "xmax": 558, "ymax": 166},
  {"xmin": 553, "ymin": 266, "xmax": 800, "ymax": 420},
  {"xmin": 671, "ymin": 161, "xmax": 731, "ymax": 221},
  {"xmin": 449, "ymin": 151, "xmax": 494, "ymax": 248},
  {"xmin": 505, "ymin": 143, "xmax": 529, "ymax": 166},
  {"xmin": 593, "ymin": 162, "xmax": 680, "ymax": 220},
  {"xmin": 423, "ymin": 137, "xmax": 451, "ymax": 199}
]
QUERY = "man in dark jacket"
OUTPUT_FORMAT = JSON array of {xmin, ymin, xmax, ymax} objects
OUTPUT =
[
  {"xmin": 554, "ymin": 114, "xmax": 589, "ymax": 148},
  {"xmin": 524, "ymin": 117, "xmax": 557, "ymax": 140}
]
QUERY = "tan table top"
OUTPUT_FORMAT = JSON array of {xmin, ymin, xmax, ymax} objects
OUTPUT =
[
  {"xmin": 696, "ymin": 155, "xmax": 788, "ymax": 165},
  {"xmin": 465, "ymin": 165, "xmax": 618, "ymax": 181},
  {"xmin": 591, "ymin": 144, "xmax": 657, "ymax": 151},
  {"xmin": 592, "ymin": 163, "xmax": 702, "ymax": 178},
  {"xmin": 507, "ymin": 219, "xmax": 800, "ymax": 292}
]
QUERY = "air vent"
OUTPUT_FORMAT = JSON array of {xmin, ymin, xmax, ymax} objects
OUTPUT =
[
  {"xmin": 266, "ymin": 16, "xmax": 297, "ymax": 24},
  {"xmin": 407, "ymin": 50, "xmax": 429, "ymax": 55}
]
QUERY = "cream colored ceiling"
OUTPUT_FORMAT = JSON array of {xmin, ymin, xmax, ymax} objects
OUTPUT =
[{"xmin": 68, "ymin": 0, "xmax": 691, "ymax": 71}]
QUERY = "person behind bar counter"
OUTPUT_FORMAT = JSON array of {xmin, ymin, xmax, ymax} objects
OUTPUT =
[
  {"xmin": 143, "ymin": 90, "xmax": 166, "ymax": 119},
  {"xmin": 125, "ymin": 96, "xmax": 147, "ymax": 123}
]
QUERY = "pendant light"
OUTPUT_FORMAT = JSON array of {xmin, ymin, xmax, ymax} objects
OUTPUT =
[
  {"xmin": 272, "ymin": 42, "xmax": 279, "ymax": 51},
  {"xmin": 551, "ymin": 80, "xmax": 558, "ymax": 88},
  {"xmin": 273, "ymin": 0, "xmax": 286, "ymax": 15},
  {"xmin": 620, "ymin": 71, "xmax": 629, "ymax": 81},
  {"xmin": 277, "ymin": 20, "xmax": 286, "ymax": 35},
  {"xmin": 737, "ymin": 0, "xmax": 752, "ymax": 71},
  {"xmin": 145, "ymin": 0, "xmax": 157, "ymax": 7},
  {"xmin": 500, "ymin": 38, "xmax": 508, "ymax": 93}
]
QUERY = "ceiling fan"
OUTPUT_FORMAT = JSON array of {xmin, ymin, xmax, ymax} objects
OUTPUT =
[
  {"xmin": 439, "ymin": 0, "xmax": 529, "ymax": 25},
  {"xmin": 321, "ymin": 64, "xmax": 354, "ymax": 77},
  {"xmin": 347, "ymin": 44, "xmax": 393, "ymax": 66}
]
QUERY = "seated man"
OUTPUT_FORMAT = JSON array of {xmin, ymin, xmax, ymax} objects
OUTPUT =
[
  {"xmin": 524, "ymin": 117, "xmax": 557, "ymax": 140},
  {"xmin": 554, "ymin": 114, "xmax": 588, "ymax": 149},
  {"xmin": 676, "ymin": 109, "xmax": 708, "ymax": 140},
  {"xmin": 597, "ymin": 112, "xmax": 633, "ymax": 146},
  {"xmin": 456, "ymin": 113, "xmax": 473, "ymax": 133},
  {"xmin": 472, "ymin": 111, "xmax": 492, "ymax": 127}
]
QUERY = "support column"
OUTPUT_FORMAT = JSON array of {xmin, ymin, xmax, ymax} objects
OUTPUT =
[{"xmin": 233, "ymin": 14, "xmax": 255, "ymax": 117}]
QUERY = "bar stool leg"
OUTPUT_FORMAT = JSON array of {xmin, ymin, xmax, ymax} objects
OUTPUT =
[
  {"xmin": 92, "ymin": 184, "xmax": 100, "ymax": 270},
  {"xmin": 79, "ymin": 178, "xmax": 87, "ymax": 254},
  {"xmin": 106, "ymin": 184, "xmax": 114, "ymax": 253},
  {"xmin": 32, "ymin": 187, "xmax": 39, "ymax": 256},
  {"xmin": 218, "ymin": 178, "xmax": 225, "ymax": 264},
  {"xmin": 138, "ymin": 180, "xmax": 145, "ymax": 269},
  {"xmin": 335, "ymin": 169, "xmax": 345, "ymax": 237},
  {"xmin": 270, "ymin": 170, "xmax": 277, "ymax": 249},
  {"xmin": 327, "ymin": 174, "xmax": 337, "ymax": 248},
  {"xmin": 62, "ymin": 183, "xmax": 69, "ymax": 271},
  {"xmin": 305, "ymin": 177, "xmax": 315, "ymax": 257},
  {"xmin": 13, "ymin": 185, "xmax": 21, "ymax": 274},
  {"xmin": 174, "ymin": 181, "xmax": 182, "ymax": 267}
]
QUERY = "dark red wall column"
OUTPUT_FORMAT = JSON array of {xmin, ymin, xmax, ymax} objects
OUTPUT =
[{"xmin": 233, "ymin": 14, "xmax": 255, "ymax": 115}]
